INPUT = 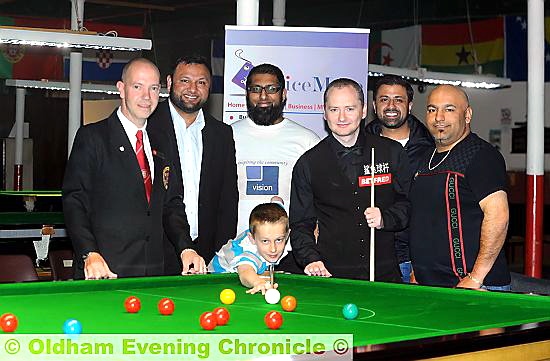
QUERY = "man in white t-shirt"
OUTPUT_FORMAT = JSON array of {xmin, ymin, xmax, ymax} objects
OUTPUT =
[{"xmin": 231, "ymin": 64, "xmax": 320, "ymax": 272}]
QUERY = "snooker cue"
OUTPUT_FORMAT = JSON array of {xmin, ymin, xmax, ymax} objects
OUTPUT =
[
  {"xmin": 370, "ymin": 147, "xmax": 375, "ymax": 282},
  {"xmin": 269, "ymin": 263, "xmax": 274, "ymax": 287}
]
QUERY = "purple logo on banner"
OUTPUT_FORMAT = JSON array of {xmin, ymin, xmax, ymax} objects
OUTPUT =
[
  {"xmin": 232, "ymin": 61, "xmax": 253, "ymax": 90},
  {"xmin": 232, "ymin": 49, "xmax": 254, "ymax": 90}
]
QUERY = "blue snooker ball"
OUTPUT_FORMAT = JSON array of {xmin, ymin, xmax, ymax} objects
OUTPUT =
[
  {"xmin": 63, "ymin": 319, "xmax": 82, "ymax": 335},
  {"xmin": 342, "ymin": 303, "xmax": 359, "ymax": 320}
]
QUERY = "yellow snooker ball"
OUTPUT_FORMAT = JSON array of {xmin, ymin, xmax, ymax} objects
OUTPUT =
[{"xmin": 220, "ymin": 289, "xmax": 236, "ymax": 305}]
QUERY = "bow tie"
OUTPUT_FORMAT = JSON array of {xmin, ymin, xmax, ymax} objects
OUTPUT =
[{"xmin": 337, "ymin": 145, "xmax": 364, "ymax": 159}]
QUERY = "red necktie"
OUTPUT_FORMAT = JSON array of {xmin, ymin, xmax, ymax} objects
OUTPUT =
[{"xmin": 135, "ymin": 130, "xmax": 152, "ymax": 203}]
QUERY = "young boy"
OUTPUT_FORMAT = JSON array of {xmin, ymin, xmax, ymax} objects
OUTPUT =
[{"xmin": 207, "ymin": 202, "xmax": 290, "ymax": 294}]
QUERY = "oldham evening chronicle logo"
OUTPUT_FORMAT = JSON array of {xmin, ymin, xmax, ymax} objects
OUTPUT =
[{"xmin": 246, "ymin": 166, "xmax": 279, "ymax": 195}]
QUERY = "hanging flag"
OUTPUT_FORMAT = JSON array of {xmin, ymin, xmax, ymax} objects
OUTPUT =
[
  {"xmin": 505, "ymin": 15, "xmax": 550, "ymax": 82},
  {"xmin": 63, "ymin": 49, "xmax": 131, "ymax": 81},
  {"xmin": 0, "ymin": 17, "xmax": 144, "ymax": 81},
  {"xmin": 370, "ymin": 25, "xmax": 421, "ymax": 68},
  {"xmin": 0, "ymin": 16, "xmax": 64, "ymax": 80},
  {"xmin": 421, "ymin": 17, "xmax": 504, "ymax": 76},
  {"xmin": 64, "ymin": 21, "xmax": 144, "ymax": 81}
]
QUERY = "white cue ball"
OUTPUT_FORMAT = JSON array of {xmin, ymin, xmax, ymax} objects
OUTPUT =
[{"xmin": 264, "ymin": 288, "xmax": 281, "ymax": 304}]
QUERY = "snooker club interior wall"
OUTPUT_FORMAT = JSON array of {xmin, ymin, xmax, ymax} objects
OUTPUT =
[{"xmin": 0, "ymin": 90, "xmax": 68, "ymax": 195}]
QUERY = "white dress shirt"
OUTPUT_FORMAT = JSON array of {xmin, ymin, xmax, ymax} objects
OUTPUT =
[
  {"xmin": 117, "ymin": 107, "xmax": 154, "ymax": 182},
  {"xmin": 168, "ymin": 100, "xmax": 205, "ymax": 240}
]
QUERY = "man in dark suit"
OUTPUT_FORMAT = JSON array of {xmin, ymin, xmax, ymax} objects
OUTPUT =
[
  {"xmin": 148, "ymin": 55, "xmax": 238, "ymax": 274},
  {"xmin": 63, "ymin": 58, "xmax": 206, "ymax": 279}
]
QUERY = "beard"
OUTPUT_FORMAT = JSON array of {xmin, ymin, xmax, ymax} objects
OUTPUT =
[
  {"xmin": 377, "ymin": 108, "xmax": 409, "ymax": 129},
  {"xmin": 246, "ymin": 98, "xmax": 286, "ymax": 126},
  {"xmin": 170, "ymin": 89, "xmax": 206, "ymax": 114}
]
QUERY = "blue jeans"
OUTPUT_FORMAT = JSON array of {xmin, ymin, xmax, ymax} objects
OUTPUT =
[
  {"xmin": 482, "ymin": 284, "xmax": 512, "ymax": 292},
  {"xmin": 399, "ymin": 261, "xmax": 412, "ymax": 283}
]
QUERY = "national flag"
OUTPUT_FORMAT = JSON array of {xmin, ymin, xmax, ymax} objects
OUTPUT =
[
  {"xmin": 63, "ymin": 21, "xmax": 144, "ymax": 81},
  {"xmin": 370, "ymin": 25, "xmax": 421, "ymax": 68},
  {"xmin": 505, "ymin": 16, "xmax": 550, "ymax": 81},
  {"xmin": 0, "ymin": 16, "xmax": 64, "ymax": 80},
  {"xmin": 211, "ymin": 38, "xmax": 225, "ymax": 94},
  {"xmin": 0, "ymin": 16, "xmax": 144, "ymax": 81},
  {"xmin": 63, "ymin": 49, "xmax": 131, "ymax": 81},
  {"xmin": 421, "ymin": 17, "xmax": 504, "ymax": 76}
]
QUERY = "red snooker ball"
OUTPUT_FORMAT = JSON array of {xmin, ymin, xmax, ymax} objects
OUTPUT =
[
  {"xmin": 264, "ymin": 311, "xmax": 283, "ymax": 330},
  {"xmin": 199, "ymin": 312, "xmax": 217, "ymax": 330},
  {"xmin": 0, "ymin": 313, "xmax": 18, "ymax": 332},
  {"xmin": 213, "ymin": 307, "xmax": 230, "ymax": 326},
  {"xmin": 124, "ymin": 296, "xmax": 141, "ymax": 313},
  {"xmin": 158, "ymin": 298, "xmax": 175, "ymax": 315}
]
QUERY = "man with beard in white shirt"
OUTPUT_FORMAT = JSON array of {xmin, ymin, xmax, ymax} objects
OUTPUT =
[{"xmin": 231, "ymin": 63, "xmax": 320, "ymax": 273}]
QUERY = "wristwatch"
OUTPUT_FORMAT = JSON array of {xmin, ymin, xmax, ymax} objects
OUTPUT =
[{"xmin": 82, "ymin": 252, "xmax": 92, "ymax": 261}]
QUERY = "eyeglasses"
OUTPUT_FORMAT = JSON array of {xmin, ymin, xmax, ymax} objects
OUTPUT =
[{"xmin": 247, "ymin": 84, "xmax": 282, "ymax": 94}]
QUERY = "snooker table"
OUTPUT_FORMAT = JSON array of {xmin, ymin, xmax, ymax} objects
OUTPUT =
[
  {"xmin": 0, "ymin": 211, "xmax": 66, "ymax": 239},
  {"xmin": 0, "ymin": 190, "xmax": 65, "ymax": 241},
  {"xmin": 0, "ymin": 190, "xmax": 63, "ymax": 213},
  {"xmin": 0, "ymin": 190, "xmax": 66, "ymax": 264},
  {"xmin": 0, "ymin": 211, "xmax": 66, "ymax": 266},
  {"xmin": 0, "ymin": 274, "xmax": 549, "ymax": 360},
  {"xmin": 0, "ymin": 190, "xmax": 62, "ymax": 197}
]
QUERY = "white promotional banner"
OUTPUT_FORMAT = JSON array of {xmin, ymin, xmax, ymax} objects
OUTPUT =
[
  {"xmin": 222, "ymin": 25, "xmax": 370, "ymax": 138},
  {"xmin": 224, "ymin": 26, "xmax": 370, "ymax": 232}
]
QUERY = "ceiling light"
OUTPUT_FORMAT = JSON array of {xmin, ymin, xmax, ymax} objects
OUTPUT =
[
  {"xmin": 369, "ymin": 64, "xmax": 511, "ymax": 89},
  {"xmin": 5, "ymin": 79, "xmax": 169, "ymax": 97},
  {"xmin": 0, "ymin": 26, "xmax": 151, "ymax": 51}
]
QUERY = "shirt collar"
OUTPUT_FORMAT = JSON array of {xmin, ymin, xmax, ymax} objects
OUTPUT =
[
  {"xmin": 245, "ymin": 116, "xmax": 288, "ymax": 129},
  {"xmin": 328, "ymin": 130, "xmax": 365, "ymax": 154},
  {"xmin": 168, "ymin": 100, "xmax": 206, "ymax": 131},
  {"xmin": 117, "ymin": 107, "xmax": 147, "ymax": 135}
]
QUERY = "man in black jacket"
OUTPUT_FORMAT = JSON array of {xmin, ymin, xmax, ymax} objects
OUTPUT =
[
  {"xmin": 290, "ymin": 78, "xmax": 412, "ymax": 281},
  {"xmin": 366, "ymin": 75, "xmax": 434, "ymax": 282},
  {"xmin": 147, "ymin": 55, "xmax": 238, "ymax": 274},
  {"xmin": 63, "ymin": 58, "xmax": 204, "ymax": 279}
]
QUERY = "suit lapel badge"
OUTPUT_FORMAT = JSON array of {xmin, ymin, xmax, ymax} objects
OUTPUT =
[
  {"xmin": 163, "ymin": 166, "xmax": 170, "ymax": 190},
  {"xmin": 119, "ymin": 146, "xmax": 124, "ymax": 152}
]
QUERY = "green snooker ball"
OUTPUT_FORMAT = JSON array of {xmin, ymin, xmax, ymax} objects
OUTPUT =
[{"xmin": 342, "ymin": 303, "xmax": 359, "ymax": 320}]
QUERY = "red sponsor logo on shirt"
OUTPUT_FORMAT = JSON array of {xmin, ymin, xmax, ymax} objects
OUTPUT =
[{"xmin": 358, "ymin": 174, "xmax": 392, "ymax": 187}]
